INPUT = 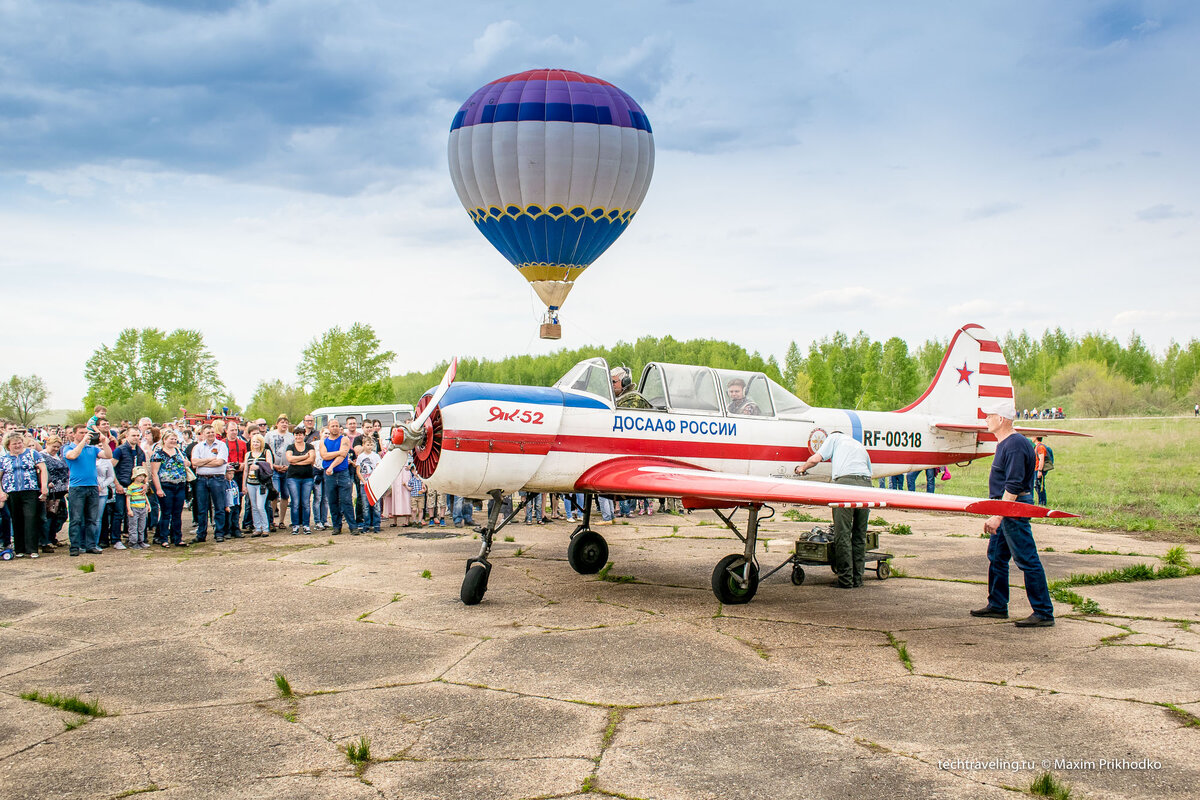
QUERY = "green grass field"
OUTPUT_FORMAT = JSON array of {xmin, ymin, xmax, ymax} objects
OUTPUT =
[{"xmin": 942, "ymin": 417, "xmax": 1200, "ymax": 542}]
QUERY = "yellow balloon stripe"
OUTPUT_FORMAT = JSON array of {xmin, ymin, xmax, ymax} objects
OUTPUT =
[{"xmin": 468, "ymin": 205, "xmax": 638, "ymax": 225}]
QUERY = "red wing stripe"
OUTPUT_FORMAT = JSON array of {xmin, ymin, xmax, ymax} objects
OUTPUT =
[
  {"xmin": 978, "ymin": 386, "xmax": 1014, "ymax": 398},
  {"xmin": 978, "ymin": 340, "xmax": 1003, "ymax": 353},
  {"xmin": 978, "ymin": 363, "xmax": 1010, "ymax": 376}
]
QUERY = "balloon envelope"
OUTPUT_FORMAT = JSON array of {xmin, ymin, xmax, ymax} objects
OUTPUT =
[{"xmin": 448, "ymin": 69, "xmax": 655, "ymax": 311}]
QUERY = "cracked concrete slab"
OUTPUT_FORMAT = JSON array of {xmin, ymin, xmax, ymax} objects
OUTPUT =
[
  {"xmin": 295, "ymin": 682, "xmax": 606, "ymax": 762},
  {"xmin": 1076, "ymin": 575, "xmax": 1200, "ymax": 620},
  {"xmin": 1, "ymin": 508, "xmax": 1197, "ymax": 800}
]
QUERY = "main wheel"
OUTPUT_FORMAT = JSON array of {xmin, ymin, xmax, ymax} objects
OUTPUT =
[
  {"xmin": 460, "ymin": 561, "xmax": 490, "ymax": 605},
  {"xmin": 791, "ymin": 565, "xmax": 806, "ymax": 586},
  {"xmin": 877, "ymin": 560, "xmax": 891, "ymax": 580},
  {"xmin": 711, "ymin": 554, "xmax": 759, "ymax": 604},
  {"xmin": 567, "ymin": 531, "xmax": 608, "ymax": 575}
]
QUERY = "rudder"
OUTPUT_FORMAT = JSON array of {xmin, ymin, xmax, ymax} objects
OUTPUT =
[{"xmin": 896, "ymin": 324, "xmax": 1013, "ymax": 420}]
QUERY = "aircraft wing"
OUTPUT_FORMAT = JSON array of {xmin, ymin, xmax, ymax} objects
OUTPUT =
[
  {"xmin": 933, "ymin": 421, "xmax": 1091, "ymax": 437},
  {"xmin": 575, "ymin": 457, "xmax": 1078, "ymax": 519}
]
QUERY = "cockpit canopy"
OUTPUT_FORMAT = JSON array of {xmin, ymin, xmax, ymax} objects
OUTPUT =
[{"xmin": 553, "ymin": 358, "xmax": 811, "ymax": 419}]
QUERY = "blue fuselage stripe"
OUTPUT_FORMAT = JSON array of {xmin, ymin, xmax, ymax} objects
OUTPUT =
[{"xmin": 845, "ymin": 410, "xmax": 864, "ymax": 443}]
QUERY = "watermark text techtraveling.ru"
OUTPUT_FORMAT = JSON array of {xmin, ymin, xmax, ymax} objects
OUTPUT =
[{"xmin": 937, "ymin": 757, "xmax": 1162, "ymax": 772}]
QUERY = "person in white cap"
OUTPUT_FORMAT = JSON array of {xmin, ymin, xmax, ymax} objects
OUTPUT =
[{"xmin": 970, "ymin": 399, "xmax": 1054, "ymax": 627}]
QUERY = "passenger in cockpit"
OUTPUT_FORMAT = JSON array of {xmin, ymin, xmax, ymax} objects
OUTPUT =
[{"xmin": 726, "ymin": 378, "xmax": 761, "ymax": 416}]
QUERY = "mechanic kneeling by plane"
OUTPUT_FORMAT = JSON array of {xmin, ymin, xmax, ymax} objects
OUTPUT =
[{"xmin": 794, "ymin": 432, "xmax": 873, "ymax": 589}]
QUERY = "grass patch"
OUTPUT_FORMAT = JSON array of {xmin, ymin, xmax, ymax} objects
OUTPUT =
[
  {"xmin": 1029, "ymin": 771, "xmax": 1073, "ymax": 799},
  {"xmin": 20, "ymin": 690, "xmax": 108, "ymax": 717},
  {"xmin": 1161, "ymin": 703, "xmax": 1200, "ymax": 728},
  {"xmin": 1070, "ymin": 547, "xmax": 1153, "ymax": 557},
  {"xmin": 62, "ymin": 716, "xmax": 88, "ymax": 731},
  {"xmin": 77, "ymin": 562, "xmax": 95, "ymax": 573},
  {"xmin": 112, "ymin": 786, "xmax": 163, "ymax": 798},
  {"xmin": 783, "ymin": 509, "xmax": 822, "ymax": 523},
  {"xmin": 312, "ymin": 559, "xmax": 329, "ymax": 565},
  {"xmin": 503, "ymin": 535, "xmax": 515, "ymax": 542},
  {"xmin": 945, "ymin": 418, "xmax": 1200, "ymax": 541},
  {"xmin": 1042, "ymin": 547, "xmax": 1055, "ymax": 552},
  {"xmin": 885, "ymin": 632, "xmax": 914, "ymax": 672},
  {"xmin": 1162, "ymin": 545, "xmax": 1191, "ymax": 567},
  {"xmin": 345, "ymin": 735, "xmax": 371, "ymax": 770},
  {"xmin": 514, "ymin": 546, "xmax": 525, "ymax": 556},
  {"xmin": 596, "ymin": 562, "xmax": 636, "ymax": 584},
  {"xmin": 888, "ymin": 523, "xmax": 913, "ymax": 536},
  {"xmin": 420, "ymin": 569, "xmax": 432, "ymax": 579},
  {"xmin": 273, "ymin": 672, "xmax": 293, "ymax": 698},
  {"xmin": 869, "ymin": 517, "xmax": 888, "ymax": 526},
  {"xmin": 672, "ymin": 525, "xmax": 679, "ymax": 534}
]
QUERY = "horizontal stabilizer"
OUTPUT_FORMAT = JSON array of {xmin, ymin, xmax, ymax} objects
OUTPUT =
[{"xmin": 934, "ymin": 422, "xmax": 1091, "ymax": 437}]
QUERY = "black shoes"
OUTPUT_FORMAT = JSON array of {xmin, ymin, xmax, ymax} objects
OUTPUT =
[
  {"xmin": 230, "ymin": 532, "xmax": 245, "ymax": 539},
  {"xmin": 1014, "ymin": 614, "xmax": 1055, "ymax": 627},
  {"xmin": 970, "ymin": 606, "xmax": 1009, "ymax": 619}
]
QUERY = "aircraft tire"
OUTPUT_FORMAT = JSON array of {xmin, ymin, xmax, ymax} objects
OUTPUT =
[
  {"xmin": 790, "ymin": 565, "xmax": 806, "ymax": 586},
  {"xmin": 461, "ymin": 561, "xmax": 490, "ymax": 605},
  {"xmin": 712, "ymin": 554, "xmax": 759, "ymax": 604},
  {"xmin": 567, "ymin": 531, "xmax": 608, "ymax": 575}
]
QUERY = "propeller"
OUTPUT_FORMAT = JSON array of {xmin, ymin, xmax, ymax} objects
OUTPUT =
[{"xmin": 392, "ymin": 358, "xmax": 457, "ymax": 451}]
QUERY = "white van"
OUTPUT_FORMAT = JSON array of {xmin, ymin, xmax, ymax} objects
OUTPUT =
[{"xmin": 310, "ymin": 404, "xmax": 415, "ymax": 441}]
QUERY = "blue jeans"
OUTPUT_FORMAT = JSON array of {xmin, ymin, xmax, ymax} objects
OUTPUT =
[
  {"xmin": 248, "ymin": 484, "xmax": 269, "ymax": 533},
  {"xmin": 159, "ymin": 482, "xmax": 187, "ymax": 544},
  {"xmin": 453, "ymin": 496, "xmax": 475, "ymax": 525},
  {"xmin": 889, "ymin": 475, "xmax": 904, "ymax": 491},
  {"xmin": 1035, "ymin": 472, "xmax": 1047, "ymax": 506},
  {"xmin": 311, "ymin": 475, "xmax": 327, "ymax": 525},
  {"xmin": 986, "ymin": 493, "xmax": 1054, "ymax": 620},
  {"xmin": 328, "ymin": 470, "xmax": 357, "ymax": 531},
  {"xmin": 288, "ymin": 477, "xmax": 313, "ymax": 527},
  {"xmin": 598, "ymin": 496, "xmax": 615, "ymax": 521},
  {"xmin": 905, "ymin": 471, "xmax": 918, "ymax": 491},
  {"xmin": 619, "ymin": 498, "xmax": 635, "ymax": 517},
  {"xmin": 67, "ymin": 486, "xmax": 101, "ymax": 552},
  {"xmin": 194, "ymin": 475, "xmax": 227, "ymax": 540},
  {"xmin": 523, "ymin": 493, "xmax": 543, "ymax": 522},
  {"xmin": 925, "ymin": 468, "xmax": 939, "ymax": 494},
  {"xmin": 364, "ymin": 500, "xmax": 381, "ymax": 531}
]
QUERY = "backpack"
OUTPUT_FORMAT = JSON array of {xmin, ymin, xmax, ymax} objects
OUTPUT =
[{"xmin": 1038, "ymin": 443, "xmax": 1054, "ymax": 472}]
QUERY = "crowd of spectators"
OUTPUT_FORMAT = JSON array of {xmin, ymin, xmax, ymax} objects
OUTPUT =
[{"xmin": 0, "ymin": 406, "xmax": 674, "ymax": 561}]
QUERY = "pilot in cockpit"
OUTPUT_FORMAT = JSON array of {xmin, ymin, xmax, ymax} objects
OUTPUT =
[
  {"xmin": 726, "ymin": 378, "xmax": 761, "ymax": 416},
  {"xmin": 612, "ymin": 367, "xmax": 652, "ymax": 409}
]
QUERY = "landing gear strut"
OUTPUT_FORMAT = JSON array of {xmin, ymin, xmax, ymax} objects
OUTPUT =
[
  {"xmin": 458, "ymin": 490, "xmax": 532, "ymax": 606},
  {"xmin": 566, "ymin": 493, "xmax": 609, "ymax": 574},
  {"xmin": 710, "ymin": 505, "xmax": 763, "ymax": 604}
]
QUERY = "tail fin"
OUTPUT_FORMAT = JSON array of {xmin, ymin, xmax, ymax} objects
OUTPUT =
[{"xmin": 897, "ymin": 324, "xmax": 1012, "ymax": 420}]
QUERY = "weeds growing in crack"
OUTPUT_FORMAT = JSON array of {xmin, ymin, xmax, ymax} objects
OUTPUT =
[
  {"xmin": 504, "ymin": 535, "xmax": 515, "ymax": 542},
  {"xmin": 62, "ymin": 716, "xmax": 88, "ymax": 731},
  {"xmin": 77, "ymin": 562, "xmax": 95, "ymax": 573},
  {"xmin": 889, "ymin": 523, "xmax": 913, "ymax": 536},
  {"xmin": 345, "ymin": 735, "xmax": 372, "ymax": 773},
  {"xmin": 1162, "ymin": 545, "xmax": 1190, "ymax": 567},
  {"xmin": 1029, "ymin": 770, "xmax": 1073, "ymax": 799},
  {"xmin": 421, "ymin": 569, "xmax": 432, "ymax": 579},
  {"xmin": 273, "ymin": 673, "xmax": 294, "ymax": 698},
  {"xmin": 869, "ymin": 517, "xmax": 888, "ymax": 526},
  {"xmin": 111, "ymin": 786, "xmax": 163, "ymax": 798},
  {"xmin": 1160, "ymin": 703, "xmax": 1200, "ymax": 728},
  {"xmin": 20, "ymin": 691, "xmax": 108, "ymax": 717},
  {"xmin": 597, "ymin": 562, "xmax": 636, "ymax": 583},
  {"xmin": 783, "ymin": 509, "xmax": 821, "ymax": 523},
  {"xmin": 885, "ymin": 633, "xmax": 914, "ymax": 672}
]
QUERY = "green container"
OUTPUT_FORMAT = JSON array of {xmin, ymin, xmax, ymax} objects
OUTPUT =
[{"xmin": 796, "ymin": 529, "xmax": 881, "ymax": 563}]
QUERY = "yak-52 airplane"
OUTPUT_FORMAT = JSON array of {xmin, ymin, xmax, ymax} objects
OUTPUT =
[{"xmin": 367, "ymin": 324, "xmax": 1083, "ymax": 606}]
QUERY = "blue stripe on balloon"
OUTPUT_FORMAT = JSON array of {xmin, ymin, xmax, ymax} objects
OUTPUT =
[
  {"xmin": 470, "ymin": 213, "xmax": 631, "ymax": 270},
  {"xmin": 450, "ymin": 102, "xmax": 647, "ymax": 131}
]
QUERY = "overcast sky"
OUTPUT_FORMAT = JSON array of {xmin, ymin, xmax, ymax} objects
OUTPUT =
[{"xmin": 3, "ymin": 0, "xmax": 1197, "ymax": 409}]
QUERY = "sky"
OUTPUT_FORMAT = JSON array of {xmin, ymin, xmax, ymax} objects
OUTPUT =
[{"xmin": 2, "ymin": 0, "xmax": 1197, "ymax": 409}]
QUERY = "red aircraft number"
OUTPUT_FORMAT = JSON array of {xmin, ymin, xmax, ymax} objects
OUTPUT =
[{"xmin": 487, "ymin": 407, "xmax": 545, "ymax": 425}]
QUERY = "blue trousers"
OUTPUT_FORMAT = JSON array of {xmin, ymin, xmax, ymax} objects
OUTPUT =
[
  {"xmin": 924, "ymin": 468, "xmax": 939, "ymax": 493},
  {"xmin": 986, "ymin": 494, "xmax": 1054, "ymax": 619},
  {"xmin": 452, "ymin": 495, "xmax": 475, "ymax": 525},
  {"xmin": 194, "ymin": 475, "xmax": 227, "ymax": 540},
  {"xmin": 888, "ymin": 475, "xmax": 904, "ymax": 490},
  {"xmin": 288, "ymin": 477, "xmax": 313, "ymax": 527},
  {"xmin": 328, "ymin": 470, "xmax": 357, "ymax": 531},
  {"xmin": 67, "ymin": 486, "xmax": 101, "ymax": 552}
]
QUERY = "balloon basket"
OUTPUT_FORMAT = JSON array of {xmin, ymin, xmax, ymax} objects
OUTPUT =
[{"xmin": 539, "ymin": 322, "xmax": 562, "ymax": 340}]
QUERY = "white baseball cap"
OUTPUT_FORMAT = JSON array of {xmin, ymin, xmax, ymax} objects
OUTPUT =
[{"xmin": 980, "ymin": 399, "xmax": 1017, "ymax": 420}]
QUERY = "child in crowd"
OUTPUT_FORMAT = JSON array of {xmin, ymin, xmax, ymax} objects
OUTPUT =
[
  {"xmin": 126, "ymin": 467, "xmax": 150, "ymax": 549},
  {"xmin": 355, "ymin": 437, "xmax": 383, "ymax": 533},
  {"xmin": 407, "ymin": 470, "xmax": 425, "ymax": 527},
  {"xmin": 225, "ymin": 466, "xmax": 240, "ymax": 526}
]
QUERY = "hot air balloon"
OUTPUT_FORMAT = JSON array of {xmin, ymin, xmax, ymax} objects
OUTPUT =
[{"xmin": 448, "ymin": 69, "xmax": 655, "ymax": 339}]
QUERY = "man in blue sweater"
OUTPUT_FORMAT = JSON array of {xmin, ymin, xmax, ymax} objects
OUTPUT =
[{"xmin": 969, "ymin": 399, "xmax": 1054, "ymax": 628}]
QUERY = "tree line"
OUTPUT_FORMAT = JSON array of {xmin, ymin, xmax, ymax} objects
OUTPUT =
[{"xmin": 28, "ymin": 324, "xmax": 1199, "ymax": 426}]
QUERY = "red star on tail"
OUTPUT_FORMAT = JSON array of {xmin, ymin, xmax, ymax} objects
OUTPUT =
[{"xmin": 956, "ymin": 362, "xmax": 973, "ymax": 385}]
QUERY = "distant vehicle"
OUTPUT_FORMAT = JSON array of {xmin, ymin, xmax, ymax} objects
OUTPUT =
[{"xmin": 310, "ymin": 404, "xmax": 414, "ymax": 439}]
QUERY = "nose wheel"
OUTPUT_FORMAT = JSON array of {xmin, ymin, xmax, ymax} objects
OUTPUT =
[
  {"xmin": 457, "ymin": 490, "xmax": 532, "ymax": 606},
  {"xmin": 461, "ymin": 558, "xmax": 491, "ymax": 605}
]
